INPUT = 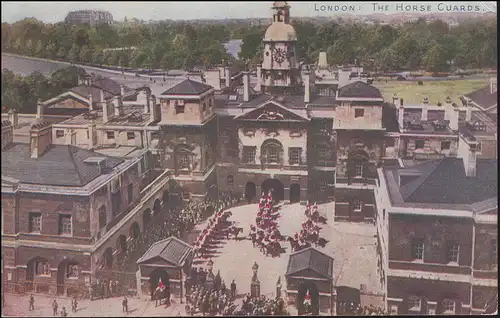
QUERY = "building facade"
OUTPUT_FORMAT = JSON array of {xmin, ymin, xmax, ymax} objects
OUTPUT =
[{"xmin": 65, "ymin": 10, "xmax": 113, "ymax": 26}]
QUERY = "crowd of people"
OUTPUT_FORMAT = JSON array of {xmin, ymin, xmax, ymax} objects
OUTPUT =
[
  {"xmin": 338, "ymin": 302, "xmax": 388, "ymax": 316},
  {"xmin": 248, "ymin": 191, "xmax": 284, "ymax": 257},
  {"xmin": 287, "ymin": 203, "xmax": 328, "ymax": 252},
  {"xmin": 238, "ymin": 294, "xmax": 289, "ymax": 316},
  {"xmin": 193, "ymin": 209, "xmax": 232, "ymax": 258}
]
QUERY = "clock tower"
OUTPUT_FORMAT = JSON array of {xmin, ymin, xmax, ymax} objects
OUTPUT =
[{"xmin": 261, "ymin": 1, "xmax": 301, "ymax": 95}]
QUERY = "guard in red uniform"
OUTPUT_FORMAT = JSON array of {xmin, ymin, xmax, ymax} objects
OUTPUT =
[{"xmin": 294, "ymin": 232, "xmax": 299, "ymax": 241}]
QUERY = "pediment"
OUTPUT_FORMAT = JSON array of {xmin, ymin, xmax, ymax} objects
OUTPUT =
[
  {"xmin": 234, "ymin": 101, "xmax": 309, "ymax": 122},
  {"xmin": 43, "ymin": 92, "xmax": 90, "ymax": 108}
]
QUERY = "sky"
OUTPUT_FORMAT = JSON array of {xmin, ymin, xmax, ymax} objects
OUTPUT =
[{"xmin": 1, "ymin": 1, "xmax": 496, "ymax": 23}]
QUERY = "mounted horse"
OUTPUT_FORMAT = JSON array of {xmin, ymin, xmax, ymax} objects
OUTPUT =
[
  {"xmin": 153, "ymin": 288, "xmax": 170, "ymax": 307},
  {"xmin": 228, "ymin": 226, "xmax": 243, "ymax": 240}
]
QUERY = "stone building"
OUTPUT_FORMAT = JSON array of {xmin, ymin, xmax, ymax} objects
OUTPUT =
[
  {"xmin": 64, "ymin": 10, "xmax": 113, "ymax": 26},
  {"xmin": 375, "ymin": 130, "xmax": 498, "ymax": 315},
  {"xmin": 1, "ymin": 119, "xmax": 151, "ymax": 296}
]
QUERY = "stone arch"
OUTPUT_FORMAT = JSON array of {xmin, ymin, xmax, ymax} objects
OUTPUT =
[
  {"xmin": 149, "ymin": 267, "xmax": 170, "ymax": 300},
  {"xmin": 102, "ymin": 247, "xmax": 113, "ymax": 269},
  {"xmin": 290, "ymin": 183, "xmax": 301, "ymax": 203},
  {"xmin": 261, "ymin": 139, "xmax": 284, "ymax": 164},
  {"xmin": 174, "ymin": 144, "xmax": 193, "ymax": 171},
  {"xmin": 336, "ymin": 286, "xmax": 361, "ymax": 315},
  {"xmin": 261, "ymin": 178, "xmax": 284, "ymax": 201},
  {"xmin": 153, "ymin": 199, "xmax": 161, "ymax": 216},
  {"xmin": 143, "ymin": 209, "xmax": 152, "ymax": 230},
  {"xmin": 436, "ymin": 293, "xmax": 462, "ymax": 315},
  {"xmin": 116, "ymin": 235, "xmax": 127, "ymax": 254},
  {"xmin": 245, "ymin": 181, "xmax": 257, "ymax": 203},
  {"xmin": 57, "ymin": 259, "xmax": 79, "ymax": 295},
  {"xmin": 296, "ymin": 280, "xmax": 320, "ymax": 315},
  {"xmin": 26, "ymin": 256, "xmax": 50, "ymax": 284},
  {"xmin": 129, "ymin": 222, "xmax": 140, "ymax": 239},
  {"xmin": 347, "ymin": 149, "xmax": 370, "ymax": 179}
]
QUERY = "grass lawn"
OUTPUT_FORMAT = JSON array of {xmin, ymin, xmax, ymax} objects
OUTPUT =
[{"xmin": 373, "ymin": 79, "xmax": 488, "ymax": 105}]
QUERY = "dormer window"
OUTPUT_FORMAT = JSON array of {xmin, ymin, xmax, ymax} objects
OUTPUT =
[{"xmin": 229, "ymin": 95, "xmax": 238, "ymax": 101}]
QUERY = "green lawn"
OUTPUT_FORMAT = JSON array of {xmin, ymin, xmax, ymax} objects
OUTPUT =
[{"xmin": 373, "ymin": 79, "xmax": 488, "ymax": 105}]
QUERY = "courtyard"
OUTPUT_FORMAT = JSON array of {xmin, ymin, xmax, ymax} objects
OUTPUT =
[{"xmin": 2, "ymin": 202, "xmax": 383, "ymax": 317}]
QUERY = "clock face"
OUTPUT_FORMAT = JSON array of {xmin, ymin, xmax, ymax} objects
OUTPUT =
[{"xmin": 272, "ymin": 48, "xmax": 286, "ymax": 64}]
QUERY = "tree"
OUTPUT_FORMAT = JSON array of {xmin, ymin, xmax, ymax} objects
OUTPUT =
[
  {"xmin": 56, "ymin": 47, "xmax": 67, "ymax": 60},
  {"xmin": 239, "ymin": 29, "xmax": 264, "ymax": 61},
  {"xmin": 79, "ymin": 45, "xmax": 92, "ymax": 63},
  {"xmin": 46, "ymin": 42, "xmax": 57, "ymax": 59},
  {"xmin": 24, "ymin": 39, "xmax": 34, "ymax": 55},
  {"xmin": 35, "ymin": 40, "xmax": 44, "ymax": 57},
  {"xmin": 424, "ymin": 44, "xmax": 449, "ymax": 73},
  {"xmin": 91, "ymin": 48, "xmax": 104, "ymax": 65},
  {"xmin": 67, "ymin": 44, "xmax": 80, "ymax": 62}
]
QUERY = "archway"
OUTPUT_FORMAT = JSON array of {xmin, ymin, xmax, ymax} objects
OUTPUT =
[
  {"xmin": 57, "ymin": 260, "xmax": 79, "ymax": 296},
  {"xmin": 129, "ymin": 222, "xmax": 140, "ymax": 239},
  {"xmin": 162, "ymin": 190, "xmax": 170, "ymax": 205},
  {"xmin": 204, "ymin": 205, "xmax": 214, "ymax": 218},
  {"xmin": 261, "ymin": 139, "xmax": 284, "ymax": 164},
  {"xmin": 102, "ymin": 247, "xmax": 113, "ymax": 269},
  {"xmin": 261, "ymin": 179, "xmax": 285, "ymax": 201},
  {"xmin": 296, "ymin": 281, "xmax": 320, "ymax": 315},
  {"xmin": 336, "ymin": 286, "xmax": 361, "ymax": 315},
  {"xmin": 153, "ymin": 199, "xmax": 161, "ymax": 216},
  {"xmin": 26, "ymin": 257, "xmax": 50, "ymax": 292},
  {"xmin": 143, "ymin": 209, "xmax": 152, "ymax": 230},
  {"xmin": 245, "ymin": 182, "xmax": 257, "ymax": 203},
  {"xmin": 290, "ymin": 183, "xmax": 301, "ymax": 203},
  {"xmin": 149, "ymin": 268, "xmax": 170, "ymax": 300},
  {"xmin": 117, "ymin": 235, "xmax": 127, "ymax": 254}
]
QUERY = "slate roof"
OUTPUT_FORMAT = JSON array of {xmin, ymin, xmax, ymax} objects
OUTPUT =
[
  {"xmin": 137, "ymin": 236, "xmax": 193, "ymax": 266},
  {"xmin": 161, "ymin": 79, "xmax": 213, "ymax": 95},
  {"xmin": 464, "ymin": 85, "xmax": 498, "ymax": 110},
  {"xmin": 285, "ymin": 247, "xmax": 333, "ymax": 279},
  {"xmin": 387, "ymin": 158, "xmax": 497, "ymax": 205},
  {"xmin": 337, "ymin": 81, "xmax": 382, "ymax": 99},
  {"xmin": 1, "ymin": 143, "xmax": 124, "ymax": 187}
]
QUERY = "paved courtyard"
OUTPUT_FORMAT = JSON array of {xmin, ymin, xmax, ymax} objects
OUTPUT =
[{"xmin": 195, "ymin": 202, "xmax": 383, "ymax": 298}]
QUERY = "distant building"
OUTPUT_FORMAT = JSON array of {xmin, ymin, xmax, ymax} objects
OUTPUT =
[{"xmin": 65, "ymin": 10, "xmax": 113, "ymax": 26}]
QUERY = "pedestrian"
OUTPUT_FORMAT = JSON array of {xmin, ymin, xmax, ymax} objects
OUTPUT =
[
  {"xmin": 29, "ymin": 293, "xmax": 35, "ymax": 311},
  {"xmin": 72, "ymin": 296, "xmax": 78, "ymax": 313},
  {"xmin": 60, "ymin": 306, "xmax": 68, "ymax": 317},
  {"xmin": 230, "ymin": 279, "xmax": 236, "ymax": 299},
  {"xmin": 122, "ymin": 296, "xmax": 128, "ymax": 314},
  {"xmin": 52, "ymin": 299, "xmax": 58, "ymax": 316}
]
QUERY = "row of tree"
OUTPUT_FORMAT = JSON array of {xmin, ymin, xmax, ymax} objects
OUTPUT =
[
  {"xmin": 1, "ymin": 66, "xmax": 85, "ymax": 113},
  {"xmin": 1, "ymin": 19, "xmax": 234, "ymax": 70},
  {"xmin": 239, "ymin": 18, "xmax": 497, "ymax": 73},
  {"xmin": 1, "ymin": 17, "xmax": 497, "ymax": 73}
]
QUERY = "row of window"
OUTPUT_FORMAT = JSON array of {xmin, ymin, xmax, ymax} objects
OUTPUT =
[
  {"xmin": 408, "ymin": 296, "xmax": 456, "ymax": 314},
  {"xmin": 33, "ymin": 260, "xmax": 78, "ymax": 278},
  {"xmin": 29, "ymin": 214, "xmax": 72, "ymax": 235},
  {"xmin": 414, "ymin": 140, "xmax": 452, "ymax": 151},
  {"xmin": 241, "ymin": 147, "xmax": 335, "ymax": 165},
  {"xmin": 411, "ymin": 239, "xmax": 461, "ymax": 263},
  {"xmin": 55, "ymin": 130, "xmax": 138, "ymax": 141},
  {"xmin": 174, "ymin": 99, "xmax": 213, "ymax": 114},
  {"xmin": 99, "ymin": 183, "xmax": 134, "ymax": 230}
]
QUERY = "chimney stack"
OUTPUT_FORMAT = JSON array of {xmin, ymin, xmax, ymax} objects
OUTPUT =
[
  {"xmin": 256, "ymin": 64, "xmax": 262, "ymax": 92},
  {"xmin": 101, "ymin": 90, "xmax": 109, "ymax": 123},
  {"xmin": 243, "ymin": 72, "xmax": 250, "ymax": 102},
  {"xmin": 458, "ymin": 136, "xmax": 477, "ymax": 178},
  {"xmin": 30, "ymin": 121, "xmax": 52, "ymax": 158},
  {"xmin": 120, "ymin": 84, "xmax": 125, "ymax": 97},
  {"xmin": 398, "ymin": 105, "xmax": 405, "ymax": 131},
  {"xmin": 150, "ymin": 95, "xmax": 159, "ymax": 121},
  {"xmin": 491, "ymin": 77, "xmax": 497, "ymax": 94},
  {"xmin": 36, "ymin": 100, "xmax": 44, "ymax": 119},
  {"xmin": 225, "ymin": 66, "xmax": 231, "ymax": 88},
  {"xmin": 144, "ymin": 93, "xmax": 150, "ymax": 114},
  {"xmin": 318, "ymin": 52, "xmax": 328, "ymax": 69},
  {"xmin": 88, "ymin": 124, "xmax": 95, "ymax": 148},
  {"xmin": 113, "ymin": 96, "xmax": 123, "ymax": 117},
  {"xmin": 465, "ymin": 105, "xmax": 473, "ymax": 122},
  {"xmin": 421, "ymin": 102, "xmax": 428, "ymax": 121},
  {"xmin": 446, "ymin": 106, "xmax": 459, "ymax": 131},
  {"xmin": 8, "ymin": 109, "xmax": 18, "ymax": 128},
  {"xmin": 88, "ymin": 93, "xmax": 94, "ymax": 111},
  {"xmin": 304, "ymin": 72, "xmax": 311, "ymax": 103}
]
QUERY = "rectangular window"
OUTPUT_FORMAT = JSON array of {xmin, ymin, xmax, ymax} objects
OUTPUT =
[
  {"xmin": 408, "ymin": 296, "xmax": 421, "ymax": 312},
  {"xmin": 354, "ymin": 108, "xmax": 365, "ymax": 118},
  {"xmin": 99, "ymin": 206, "xmax": 106, "ymax": 229},
  {"xmin": 319, "ymin": 120, "xmax": 329, "ymax": 131},
  {"xmin": 289, "ymin": 147, "xmax": 301, "ymax": 165},
  {"xmin": 59, "ymin": 215, "xmax": 72, "ymax": 235},
  {"xmin": 127, "ymin": 132, "xmax": 135, "ymax": 140},
  {"xmin": 415, "ymin": 140, "xmax": 425, "ymax": 149},
  {"xmin": 353, "ymin": 200, "xmax": 362, "ymax": 212},
  {"xmin": 29, "ymin": 213, "xmax": 42, "ymax": 233},
  {"xmin": 176, "ymin": 103, "xmax": 185, "ymax": 114},
  {"xmin": 354, "ymin": 161, "xmax": 363, "ymax": 178},
  {"xmin": 56, "ymin": 130, "xmax": 65, "ymax": 138},
  {"xmin": 243, "ymin": 146, "xmax": 256, "ymax": 163},
  {"xmin": 441, "ymin": 141, "xmax": 451, "ymax": 150},
  {"xmin": 67, "ymin": 264, "xmax": 78, "ymax": 278},
  {"xmin": 447, "ymin": 242, "xmax": 460, "ymax": 263},
  {"xmin": 318, "ymin": 148, "xmax": 329, "ymax": 159},
  {"xmin": 35, "ymin": 260, "xmax": 50, "ymax": 276},
  {"xmin": 412, "ymin": 239, "xmax": 425, "ymax": 261},
  {"xmin": 128, "ymin": 183, "xmax": 133, "ymax": 204},
  {"xmin": 178, "ymin": 154, "xmax": 189, "ymax": 169},
  {"xmin": 476, "ymin": 142, "xmax": 482, "ymax": 153},
  {"xmin": 106, "ymin": 131, "xmax": 115, "ymax": 139},
  {"xmin": 442, "ymin": 299, "xmax": 455, "ymax": 314}
]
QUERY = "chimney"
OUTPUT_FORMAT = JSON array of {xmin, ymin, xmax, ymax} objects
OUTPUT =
[
  {"xmin": 101, "ymin": 90, "xmax": 109, "ymax": 123},
  {"xmin": 318, "ymin": 52, "xmax": 328, "ymax": 69},
  {"xmin": 1, "ymin": 120, "xmax": 13, "ymax": 150},
  {"xmin": 88, "ymin": 124, "xmax": 95, "ymax": 148},
  {"xmin": 64, "ymin": 128, "xmax": 73, "ymax": 145},
  {"xmin": 398, "ymin": 105, "xmax": 405, "ymax": 131},
  {"xmin": 458, "ymin": 136, "xmax": 477, "ymax": 178},
  {"xmin": 113, "ymin": 96, "xmax": 123, "ymax": 117},
  {"xmin": 36, "ymin": 100, "xmax": 44, "ymax": 119},
  {"xmin": 446, "ymin": 106, "xmax": 459, "ymax": 131},
  {"xmin": 392, "ymin": 94, "xmax": 399, "ymax": 106},
  {"xmin": 8, "ymin": 109, "xmax": 18, "ymax": 128},
  {"xmin": 243, "ymin": 72, "xmax": 250, "ymax": 102},
  {"xmin": 144, "ymin": 94, "xmax": 150, "ymax": 114},
  {"xmin": 421, "ymin": 103, "xmax": 428, "ymax": 121},
  {"xmin": 256, "ymin": 64, "xmax": 262, "ymax": 92},
  {"xmin": 338, "ymin": 70, "xmax": 350, "ymax": 88},
  {"xmin": 225, "ymin": 66, "xmax": 231, "ymax": 87},
  {"xmin": 150, "ymin": 95, "xmax": 159, "ymax": 121},
  {"xmin": 465, "ymin": 105, "xmax": 472, "ymax": 122},
  {"xmin": 88, "ymin": 93, "xmax": 94, "ymax": 111},
  {"xmin": 120, "ymin": 84, "xmax": 125, "ymax": 97},
  {"xmin": 491, "ymin": 77, "xmax": 497, "ymax": 94},
  {"xmin": 304, "ymin": 72, "xmax": 310, "ymax": 103},
  {"xmin": 29, "ymin": 121, "xmax": 52, "ymax": 158}
]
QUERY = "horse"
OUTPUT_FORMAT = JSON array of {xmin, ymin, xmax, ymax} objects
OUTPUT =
[
  {"xmin": 286, "ymin": 237, "xmax": 300, "ymax": 252},
  {"xmin": 154, "ymin": 288, "xmax": 169, "ymax": 307},
  {"xmin": 228, "ymin": 226, "xmax": 243, "ymax": 240},
  {"xmin": 316, "ymin": 237, "xmax": 328, "ymax": 248}
]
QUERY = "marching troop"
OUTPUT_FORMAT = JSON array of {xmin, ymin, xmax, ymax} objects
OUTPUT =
[
  {"xmin": 193, "ymin": 209, "xmax": 232, "ymax": 258},
  {"xmin": 287, "ymin": 202, "xmax": 328, "ymax": 252}
]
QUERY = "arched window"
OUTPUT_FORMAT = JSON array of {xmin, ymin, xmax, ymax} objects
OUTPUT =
[
  {"xmin": 261, "ymin": 139, "xmax": 283, "ymax": 164},
  {"xmin": 408, "ymin": 295, "xmax": 421, "ymax": 313},
  {"xmin": 227, "ymin": 175, "xmax": 234, "ymax": 187},
  {"xmin": 34, "ymin": 259, "xmax": 50, "ymax": 277},
  {"xmin": 175, "ymin": 145, "xmax": 191, "ymax": 170},
  {"xmin": 67, "ymin": 263, "xmax": 79, "ymax": 278}
]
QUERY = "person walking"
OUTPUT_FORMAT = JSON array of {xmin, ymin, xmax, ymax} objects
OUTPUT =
[
  {"xmin": 28, "ymin": 293, "xmax": 35, "ymax": 311},
  {"xmin": 230, "ymin": 279, "xmax": 236, "ymax": 299},
  {"xmin": 72, "ymin": 296, "xmax": 78, "ymax": 313},
  {"xmin": 60, "ymin": 306, "xmax": 68, "ymax": 317},
  {"xmin": 122, "ymin": 296, "xmax": 129, "ymax": 314},
  {"xmin": 52, "ymin": 299, "xmax": 58, "ymax": 316}
]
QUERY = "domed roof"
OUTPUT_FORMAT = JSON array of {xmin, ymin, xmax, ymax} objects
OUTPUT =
[{"xmin": 264, "ymin": 23, "xmax": 297, "ymax": 42}]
